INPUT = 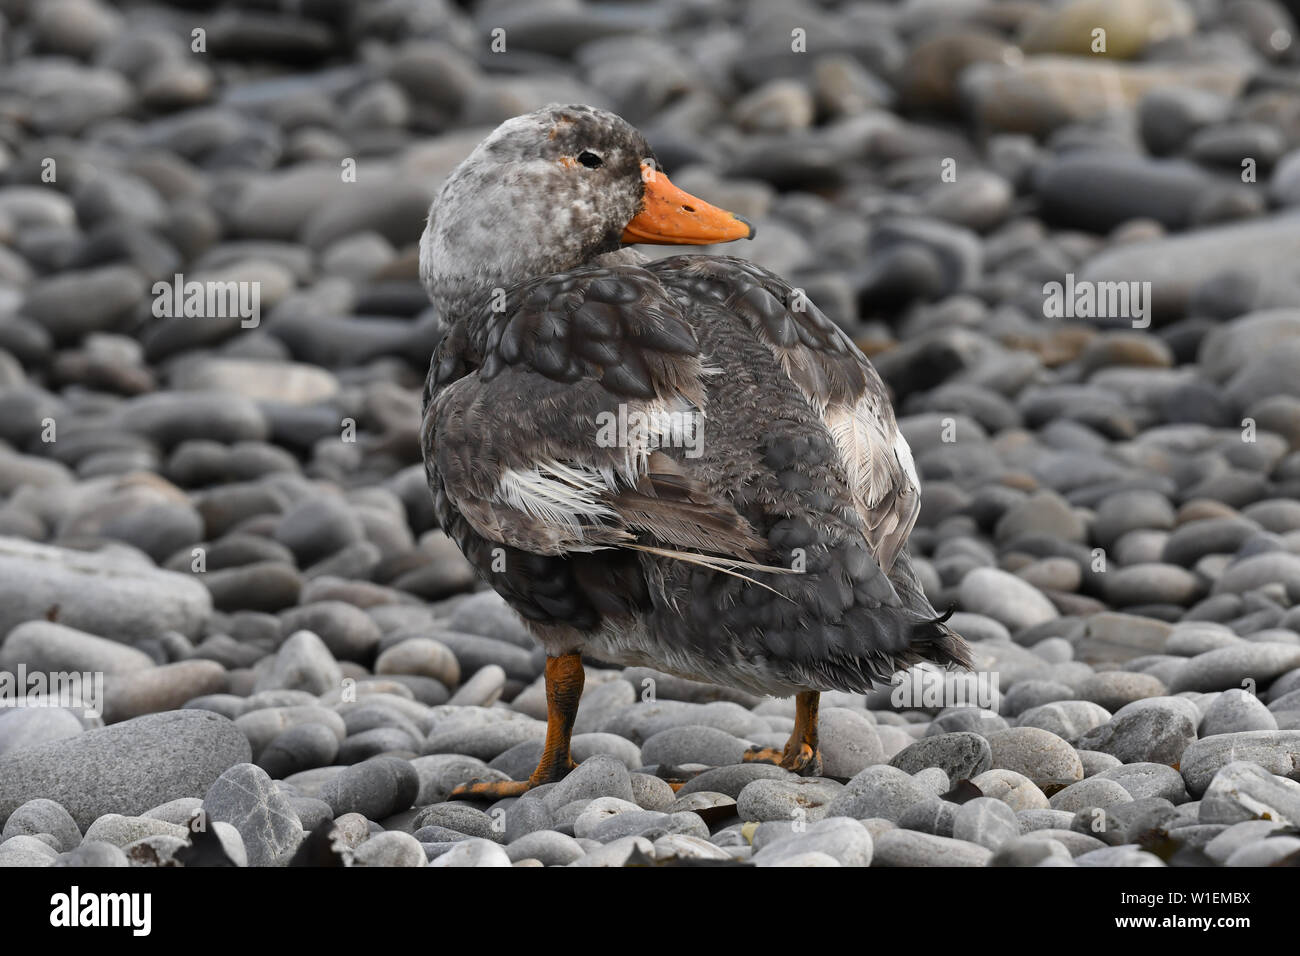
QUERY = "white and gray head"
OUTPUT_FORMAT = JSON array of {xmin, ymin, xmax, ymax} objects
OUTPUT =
[
  {"xmin": 420, "ymin": 105, "xmax": 650, "ymax": 317},
  {"xmin": 419, "ymin": 104, "xmax": 752, "ymax": 319}
]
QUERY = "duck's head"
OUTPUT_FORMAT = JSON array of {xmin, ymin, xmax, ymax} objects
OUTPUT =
[{"xmin": 420, "ymin": 104, "xmax": 754, "ymax": 316}]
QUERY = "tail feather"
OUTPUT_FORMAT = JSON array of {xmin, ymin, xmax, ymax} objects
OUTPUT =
[{"xmin": 907, "ymin": 607, "xmax": 973, "ymax": 672}]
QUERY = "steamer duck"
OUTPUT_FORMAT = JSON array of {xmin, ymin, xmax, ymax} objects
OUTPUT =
[{"xmin": 419, "ymin": 105, "xmax": 970, "ymax": 796}]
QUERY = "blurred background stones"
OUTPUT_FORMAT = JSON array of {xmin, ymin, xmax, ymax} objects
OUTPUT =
[{"xmin": 0, "ymin": 0, "xmax": 1299, "ymax": 868}]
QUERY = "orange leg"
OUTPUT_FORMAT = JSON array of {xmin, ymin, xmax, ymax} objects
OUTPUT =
[
  {"xmin": 743, "ymin": 690, "xmax": 822, "ymax": 775},
  {"xmin": 451, "ymin": 653, "xmax": 584, "ymax": 799}
]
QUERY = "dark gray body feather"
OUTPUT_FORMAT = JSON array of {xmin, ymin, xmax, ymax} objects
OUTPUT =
[{"xmin": 422, "ymin": 254, "xmax": 970, "ymax": 697}]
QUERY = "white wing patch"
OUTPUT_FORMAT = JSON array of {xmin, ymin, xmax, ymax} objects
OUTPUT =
[
  {"xmin": 497, "ymin": 461, "xmax": 622, "ymax": 534},
  {"xmin": 823, "ymin": 394, "xmax": 921, "ymax": 573},
  {"xmin": 486, "ymin": 391, "xmax": 719, "ymax": 555},
  {"xmin": 824, "ymin": 396, "xmax": 898, "ymax": 508},
  {"xmin": 894, "ymin": 429, "xmax": 920, "ymax": 492},
  {"xmin": 494, "ymin": 395, "xmax": 697, "ymax": 541}
]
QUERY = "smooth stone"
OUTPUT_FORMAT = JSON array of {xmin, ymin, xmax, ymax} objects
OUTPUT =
[
  {"xmin": 260, "ymin": 630, "xmax": 342, "ymax": 695},
  {"xmin": 583, "ymin": 809, "xmax": 708, "ymax": 844},
  {"xmin": 653, "ymin": 833, "xmax": 737, "ymax": 862},
  {"xmin": 234, "ymin": 706, "xmax": 346, "ymax": 756},
  {"xmin": 51, "ymin": 841, "xmax": 129, "ymax": 867},
  {"xmin": 565, "ymin": 834, "xmax": 651, "ymax": 868},
  {"xmin": 639, "ymin": 726, "xmax": 749, "ymax": 768},
  {"xmin": 0, "ymin": 537, "xmax": 211, "ymax": 641},
  {"xmin": 1015, "ymin": 700, "xmax": 1112, "ymax": 739},
  {"xmin": 1168, "ymin": 642, "xmax": 1300, "ymax": 693},
  {"xmin": 952, "ymin": 797, "xmax": 1020, "ymax": 850},
  {"xmin": 753, "ymin": 817, "xmax": 874, "ymax": 867},
  {"xmin": 1075, "ymin": 845, "xmax": 1167, "ymax": 867},
  {"xmin": 83, "ymin": 814, "xmax": 189, "ymax": 848},
  {"xmin": 986, "ymin": 728, "xmax": 1084, "ymax": 789},
  {"xmin": 287, "ymin": 797, "xmax": 333, "ymax": 832},
  {"xmin": 1180, "ymin": 731, "xmax": 1300, "ymax": 795},
  {"xmin": 448, "ymin": 665, "xmax": 506, "ymax": 707},
  {"xmin": 317, "ymin": 756, "xmax": 419, "ymax": 820},
  {"xmin": 630, "ymin": 773, "xmax": 676, "ymax": 812},
  {"xmin": 889, "ymin": 731, "xmax": 992, "ymax": 781},
  {"xmin": 1000, "ymin": 680, "xmax": 1077, "ymax": 718},
  {"xmin": 413, "ymin": 803, "xmax": 500, "ymax": 842},
  {"xmin": 824, "ymin": 765, "xmax": 930, "ymax": 822},
  {"xmin": 424, "ymin": 719, "xmax": 546, "ymax": 762},
  {"xmin": 278, "ymin": 602, "xmax": 381, "ymax": 663},
  {"xmin": 1200, "ymin": 688, "xmax": 1278, "ymax": 735},
  {"xmin": 1198, "ymin": 761, "xmax": 1300, "ymax": 826},
  {"xmin": 376, "ymin": 637, "xmax": 460, "ymax": 688},
  {"xmin": 273, "ymin": 495, "xmax": 365, "ymax": 566},
  {"xmin": 959, "ymin": 567, "xmax": 1059, "ymax": 631},
  {"xmin": 427, "ymin": 838, "xmax": 512, "ymax": 868},
  {"xmin": 736, "ymin": 777, "xmax": 843, "ymax": 824},
  {"xmin": 897, "ymin": 797, "xmax": 958, "ymax": 837},
  {"xmin": 816, "ymin": 707, "xmax": 885, "ymax": 777},
  {"xmin": 1097, "ymin": 763, "xmax": 1189, "ymax": 804},
  {"xmin": 200, "ymin": 562, "xmax": 302, "ymax": 613},
  {"xmin": 1049, "ymin": 778, "xmax": 1135, "ymax": 814},
  {"xmin": 353, "ymin": 830, "xmax": 426, "ymax": 867},
  {"xmin": 0, "ymin": 711, "xmax": 249, "ymax": 829},
  {"xmin": 141, "ymin": 797, "xmax": 204, "ymax": 827},
  {"xmin": 257, "ymin": 723, "xmax": 341, "ymax": 778},
  {"xmin": 990, "ymin": 834, "xmax": 1073, "ymax": 866},
  {"xmin": 505, "ymin": 829, "xmax": 584, "ymax": 866},
  {"xmin": 541, "ymin": 755, "xmax": 633, "ymax": 812},
  {"xmin": 969, "ymin": 769, "xmax": 1050, "ymax": 811},
  {"xmin": 1225, "ymin": 836, "xmax": 1300, "ymax": 866},
  {"xmin": 1074, "ymin": 697, "xmax": 1198, "ymax": 765},
  {"xmin": 1079, "ymin": 750, "xmax": 1124, "ymax": 777},
  {"xmin": 409, "ymin": 754, "xmax": 508, "ymax": 805},
  {"xmin": 674, "ymin": 763, "xmax": 792, "ymax": 799},
  {"xmin": 0, "ymin": 707, "xmax": 87, "ymax": 757},
  {"xmin": 0, "ymin": 834, "xmax": 59, "ymax": 866},
  {"xmin": 1203, "ymin": 819, "xmax": 1287, "ymax": 864},
  {"xmin": 103, "ymin": 660, "xmax": 228, "ymax": 723},
  {"xmin": 1, "ymin": 798, "xmax": 81, "ymax": 851},
  {"xmin": 872, "ymin": 829, "xmax": 992, "ymax": 867},
  {"xmin": 202, "ymin": 763, "xmax": 301, "ymax": 867},
  {"xmin": 0, "ymin": 620, "xmax": 154, "ymax": 675}
]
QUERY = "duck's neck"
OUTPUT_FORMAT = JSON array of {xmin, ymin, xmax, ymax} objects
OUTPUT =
[{"xmin": 425, "ymin": 247, "xmax": 651, "ymax": 326}]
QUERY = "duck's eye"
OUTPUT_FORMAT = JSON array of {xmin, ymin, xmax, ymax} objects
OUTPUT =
[{"xmin": 577, "ymin": 151, "xmax": 603, "ymax": 169}]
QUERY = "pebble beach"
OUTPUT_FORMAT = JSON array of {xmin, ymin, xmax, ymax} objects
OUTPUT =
[{"xmin": 1, "ymin": 0, "xmax": 1300, "ymax": 870}]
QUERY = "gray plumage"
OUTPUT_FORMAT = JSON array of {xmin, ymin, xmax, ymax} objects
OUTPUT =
[{"xmin": 420, "ymin": 105, "xmax": 970, "ymax": 698}]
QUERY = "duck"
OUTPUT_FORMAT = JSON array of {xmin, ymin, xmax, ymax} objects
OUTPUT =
[{"xmin": 419, "ymin": 104, "xmax": 971, "ymax": 797}]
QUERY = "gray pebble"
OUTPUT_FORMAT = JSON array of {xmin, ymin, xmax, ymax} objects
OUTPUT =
[
  {"xmin": 952, "ymin": 797, "xmax": 1020, "ymax": 850},
  {"xmin": 986, "ymin": 727, "xmax": 1083, "ymax": 789},
  {"xmin": 506, "ymin": 829, "xmax": 584, "ymax": 866},
  {"xmin": 1199, "ymin": 688, "xmax": 1278, "ymax": 735},
  {"xmin": 317, "ymin": 755, "xmax": 418, "ymax": 820},
  {"xmin": 872, "ymin": 829, "xmax": 992, "ymax": 867},
  {"xmin": 52, "ymin": 840, "xmax": 129, "ymax": 867},
  {"xmin": 1198, "ymin": 761, "xmax": 1300, "ymax": 826},
  {"xmin": 0, "ymin": 710, "xmax": 249, "ymax": 829},
  {"xmin": 1, "ymin": 798, "xmax": 81, "ymax": 851},
  {"xmin": 1074, "ymin": 698, "xmax": 1198, "ymax": 765},
  {"xmin": 203, "ymin": 763, "xmax": 301, "ymax": 866},
  {"xmin": 1180, "ymin": 731, "xmax": 1300, "ymax": 795},
  {"xmin": 542, "ymin": 755, "xmax": 634, "ymax": 812},
  {"xmin": 824, "ymin": 766, "xmax": 929, "ymax": 822},
  {"xmin": 889, "ymin": 731, "xmax": 992, "ymax": 780},
  {"xmin": 353, "ymin": 831, "xmax": 427, "ymax": 867},
  {"xmin": 736, "ymin": 777, "xmax": 844, "ymax": 824}
]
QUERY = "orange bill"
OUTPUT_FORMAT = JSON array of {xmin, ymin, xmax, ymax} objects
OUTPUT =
[{"xmin": 621, "ymin": 164, "xmax": 755, "ymax": 245}]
